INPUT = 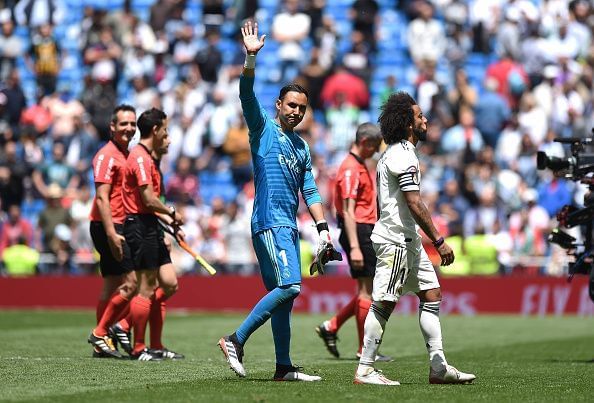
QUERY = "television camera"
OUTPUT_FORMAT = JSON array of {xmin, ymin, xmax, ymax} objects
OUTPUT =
[{"xmin": 537, "ymin": 131, "xmax": 594, "ymax": 302}]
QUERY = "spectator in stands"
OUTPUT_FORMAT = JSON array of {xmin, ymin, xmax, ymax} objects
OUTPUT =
[
  {"xmin": 349, "ymin": 0, "xmax": 379, "ymax": 53},
  {"xmin": 0, "ymin": 140, "xmax": 27, "ymax": 208},
  {"xmin": 342, "ymin": 30, "xmax": 372, "ymax": 84},
  {"xmin": 150, "ymin": 0, "xmax": 182, "ymax": 34},
  {"xmin": 406, "ymin": 1, "xmax": 446, "ymax": 66},
  {"xmin": 320, "ymin": 64, "xmax": 369, "ymax": 109},
  {"xmin": 64, "ymin": 115, "xmax": 99, "ymax": 176},
  {"xmin": 485, "ymin": 52, "xmax": 529, "ymax": 110},
  {"xmin": 533, "ymin": 65, "xmax": 558, "ymax": 119},
  {"xmin": 220, "ymin": 201, "xmax": 256, "ymax": 275},
  {"xmin": 325, "ymin": 91, "xmax": 363, "ymax": 155},
  {"xmin": 202, "ymin": 0, "xmax": 225, "ymax": 31},
  {"xmin": 82, "ymin": 77, "xmax": 117, "ymax": 142},
  {"xmin": 474, "ymin": 77, "xmax": 510, "ymax": 148},
  {"xmin": 495, "ymin": 7, "xmax": 521, "ymax": 61},
  {"xmin": 494, "ymin": 114, "xmax": 521, "ymax": 168},
  {"xmin": 440, "ymin": 106, "xmax": 484, "ymax": 154},
  {"xmin": 463, "ymin": 184, "xmax": 506, "ymax": 239},
  {"xmin": 316, "ymin": 15, "xmax": 338, "ymax": 71},
  {"xmin": 551, "ymin": 76, "xmax": 585, "ymax": 138},
  {"xmin": 517, "ymin": 92, "xmax": 548, "ymax": 146},
  {"xmin": 123, "ymin": 41, "xmax": 157, "ymax": 83},
  {"xmin": 0, "ymin": 203, "xmax": 34, "ymax": 256},
  {"xmin": 298, "ymin": 47, "xmax": 328, "ymax": 112},
  {"xmin": 37, "ymin": 183, "xmax": 72, "ymax": 252},
  {"xmin": 172, "ymin": 23, "xmax": 199, "ymax": 80},
  {"xmin": 222, "ymin": 110, "xmax": 253, "ymax": 191},
  {"xmin": 165, "ymin": 155, "xmax": 199, "ymax": 205},
  {"xmin": 45, "ymin": 222, "xmax": 76, "ymax": 274},
  {"xmin": 26, "ymin": 23, "xmax": 61, "ymax": 96},
  {"xmin": 272, "ymin": 0, "xmax": 311, "ymax": 83},
  {"xmin": 0, "ymin": 20, "xmax": 24, "ymax": 82},
  {"xmin": 545, "ymin": 20, "xmax": 580, "ymax": 62},
  {"xmin": 32, "ymin": 141, "xmax": 79, "ymax": 199},
  {"xmin": 436, "ymin": 178, "xmax": 469, "ymax": 237},
  {"xmin": 69, "ymin": 181, "xmax": 93, "ymax": 253},
  {"xmin": 0, "ymin": 68, "xmax": 27, "ymax": 135},
  {"xmin": 84, "ymin": 25, "xmax": 122, "ymax": 88},
  {"xmin": 129, "ymin": 74, "xmax": 158, "ymax": 113},
  {"xmin": 42, "ymin": 88, "xmax": 85, "ymax": 139},
  {"xmin": 508, "ymin": 187, "xmax": 550, "ymax": 264},
  {"xmin": 14, "ymin": 0, "xmax": 65, "ymax": 28},
  {"xmin": 567, "ymin": 0, "xmax": 591, "ymax": 58},
  {"xmin": 520, "ymin": 26, "xmax": 548, "ymax": 88},
  {"xmin": 1, "ymin": 235, "xmax": 39, "ymax": 276},
  {"xmin": 447, "ymin": 69, "xmax": 477, "ymax": 124},
  {"xmin": 444, "ymin": 22, "xmax": 472, "ymax": 70},
  {"xmin": 414, "ymin": 59, "xmax": 444, "ymax": 117},
  {"xmin": 469, "ymin": 0, "xmax": 501, "ymax": 54},
  {"xmin": 207, "ymin": 88, "xmax": 237, "ymax": 150},
  {"xmin": 195, "ymin": 29, "xmax": 223, "ymax": 85}
]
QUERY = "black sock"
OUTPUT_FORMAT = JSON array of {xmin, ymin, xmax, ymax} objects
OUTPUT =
[{"xmin": 229, "ymin": 333, "xmax": 242, "ymax": 346}]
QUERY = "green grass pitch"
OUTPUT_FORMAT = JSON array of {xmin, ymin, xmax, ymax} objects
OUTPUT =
[{"xmin": 1, "ymin": 310, "xmax": 593, "ymax": 402}]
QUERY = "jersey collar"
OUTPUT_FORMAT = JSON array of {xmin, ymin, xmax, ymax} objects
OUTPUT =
[{"xmin": 349, "ymin": 151, "xmax": 365, "ymax": 165}]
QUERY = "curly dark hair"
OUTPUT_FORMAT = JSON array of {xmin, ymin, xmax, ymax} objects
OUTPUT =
[{"xmin": 378, "ymin": 91, "xmax": 417, "ymax": 145}]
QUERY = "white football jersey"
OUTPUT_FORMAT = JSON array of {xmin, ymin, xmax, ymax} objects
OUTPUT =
[{"xmin": 371, "ymin": 140, "xmax": 421, "ymax": 245}]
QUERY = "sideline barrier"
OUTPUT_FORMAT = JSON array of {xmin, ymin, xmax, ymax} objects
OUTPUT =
[{"xmin": 0, "ymin": 275, "xmax": 592, "ymax": 316}]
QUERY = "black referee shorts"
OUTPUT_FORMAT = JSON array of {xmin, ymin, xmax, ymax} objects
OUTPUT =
[
  {"xmin": 90, "ymin": 221, "xmax": 134, "ymax": 277},
  {"xmin": 124, "ymin": 214, "xmax": 171, "ymax": 271},
  {"xmin": 338, "ymin": 222, "xmax": 376, "ymax": 279}
]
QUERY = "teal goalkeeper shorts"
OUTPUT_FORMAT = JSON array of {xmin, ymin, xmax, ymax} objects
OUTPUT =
[{"xmin": 252, "ymin": 226, "xmax": 301, "ymax": 291}]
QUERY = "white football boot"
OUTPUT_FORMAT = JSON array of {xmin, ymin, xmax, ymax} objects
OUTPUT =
[
  {"xmin": 354, "ymin": 367, "xmax": 400, "ymax": 386},
  {"xmin": 429, "ymin": 365, "xmax": 476, "ymax": 384}
]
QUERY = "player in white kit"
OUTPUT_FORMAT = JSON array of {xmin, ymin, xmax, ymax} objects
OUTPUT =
[{"xmin": 354, "ymin": 92, "xmax": 476, "ymax": 386}]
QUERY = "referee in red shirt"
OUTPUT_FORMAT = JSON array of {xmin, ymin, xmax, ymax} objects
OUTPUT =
[
  {"xmin": 316, "ymin": 123, "xmax": 390, "ymax": 361},
  {"xmin": 122, "ymin": 107, "xmax": 183, "ymax": 361},
  {"xmin": 88, "ymin": 104, "xmax": 137, "ymax": 359}
]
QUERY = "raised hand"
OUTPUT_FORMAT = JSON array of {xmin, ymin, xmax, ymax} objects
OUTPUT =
[{"xmin": 241, "ymin": 20, "xmax": 266, "ymax": 55}]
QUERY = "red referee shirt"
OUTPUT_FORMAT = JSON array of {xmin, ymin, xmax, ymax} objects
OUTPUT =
[
  {"xmin": 333, "ymin": 152, "xmax": 377, "ymax": 224},
  {"xmin": 122, "ymin": 144, "xmax": 160, "ymax": 215},
  {"xmin": 89, "ymin": 140, "xmax": 128, "ymax": 224}
]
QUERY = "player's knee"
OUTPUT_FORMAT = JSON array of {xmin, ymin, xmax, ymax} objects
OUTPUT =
[
  {"xmin": 419, "ymin": 287, "xmax": 442, "ymax": 302},
  {"xmin": 164, "ymin": 282, "xmax": 178, "ymax": 297},
  {"xmin": 280, "ymin": 284, "xmax": 301, "ymax": 300}
]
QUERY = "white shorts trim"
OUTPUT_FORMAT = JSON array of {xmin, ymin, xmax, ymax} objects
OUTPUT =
[{"xmin": 372, "ymin": 242, "xmax": 440, "ymax": 302}]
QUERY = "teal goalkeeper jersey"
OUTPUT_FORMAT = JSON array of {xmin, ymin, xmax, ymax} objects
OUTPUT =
[{"xmin": 239, "ymin": 75, "xmax": 322, "ymax": 234}]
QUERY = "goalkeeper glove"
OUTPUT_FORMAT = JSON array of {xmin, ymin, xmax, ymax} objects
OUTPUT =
[{"xmin": 310, "ymin": 220, "xmax": 343, "ymax": 275}]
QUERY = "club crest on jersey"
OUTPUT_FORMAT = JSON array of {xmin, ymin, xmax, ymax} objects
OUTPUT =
[
  {"xmin": 278, "ymin": 154, "xmax": 301, "ymax": 175},
  {"xmin": 406, "ymin": 166, "xmax": 420, "ymax": 185}
]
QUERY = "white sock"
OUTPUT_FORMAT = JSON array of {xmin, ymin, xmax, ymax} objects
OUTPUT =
[
  {"xmin": 357, "ymin": 301, "xmax": 393, "ymax": 374},
  {"xmin": 419, "ymin": 301, "xmax": 447, "ymax": 372}
]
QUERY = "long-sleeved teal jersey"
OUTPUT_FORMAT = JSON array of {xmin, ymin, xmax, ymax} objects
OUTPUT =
[{"xmin": 239, "ymin": 75, "xmax": 322, "ymax": 234}]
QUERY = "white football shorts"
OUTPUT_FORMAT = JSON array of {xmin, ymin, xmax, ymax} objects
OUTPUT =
[{"xmin": 372, "ymin": 241, "xmax": 440, "ymax": 302}]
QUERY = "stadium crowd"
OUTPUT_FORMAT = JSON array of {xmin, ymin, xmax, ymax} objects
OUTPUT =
[{"xmin": 0, "ymin": 0, "xmax": 592, "ymax": 277}]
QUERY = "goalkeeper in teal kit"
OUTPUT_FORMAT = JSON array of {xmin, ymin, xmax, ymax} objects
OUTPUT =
[{"xmin": 218, "ymin": 20, "xmax": 340, "ymax": 382}]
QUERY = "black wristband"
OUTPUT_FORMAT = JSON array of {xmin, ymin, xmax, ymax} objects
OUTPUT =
[
  {"xmin": 316, "ymin": 221, "xmax": 329, "ymax": 233},
  {"xmin": 432, "ymin": 237, "xmax": 445, "ymax": 247}
]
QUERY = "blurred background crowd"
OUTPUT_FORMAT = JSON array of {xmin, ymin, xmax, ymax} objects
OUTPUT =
[{"xmin": 0, "ymin": 0, "xmax": 592, "ymax": 277}]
